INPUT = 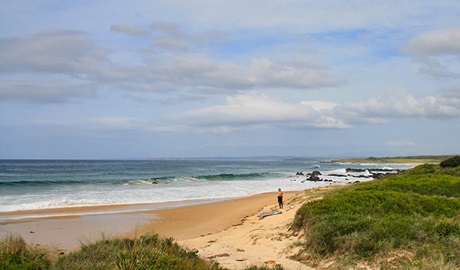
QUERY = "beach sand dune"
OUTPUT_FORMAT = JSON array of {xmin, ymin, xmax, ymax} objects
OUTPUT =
[
  {"xmin": 127, "ymin": 190, "xmax": 320, "ymax": 269},
  {"xmin": 176, "ymin": 194, "xmax": 315, "ymax": 269}
]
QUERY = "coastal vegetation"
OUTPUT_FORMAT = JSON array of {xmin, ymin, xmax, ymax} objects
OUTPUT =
[
  {"xmin": 0, "ymin": 235, "xmax": 51, "ymax": 270},
  {"xmin": 0, "ymin": 234, "xmax": 280, "ymax": 270},
  {"xmin": 330, "ymin": 155, "xmax": 453, "ymax": 164},
  {"xmin": 291, "ymin": 155, "xmax": 460, "ymax": 269},
  {"xmin": 2, "ymin": 155, "xmax": 459, "ymax": 269}
]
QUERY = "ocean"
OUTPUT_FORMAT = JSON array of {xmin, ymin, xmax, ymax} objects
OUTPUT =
[{"xmin": 0, "ymin": 158, "xmax": 413, "ymax": 214}]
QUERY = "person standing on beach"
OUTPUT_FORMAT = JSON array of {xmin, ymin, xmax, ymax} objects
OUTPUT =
[{"xmin": 277, "ymin": 188, "xmax": 284, "ymax": 209}]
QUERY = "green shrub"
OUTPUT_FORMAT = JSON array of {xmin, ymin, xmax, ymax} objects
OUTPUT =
[
  {"xmin": 0, "ymin": 235, "xmax": 51, "ymax": 270},
  {"xmin": 440, "ymin": 155, "xmax": 460, "ymax": 168},
  {"xmin": 54, "ymin": 234, "xmax": 223, "ymax": 270},
  {"xmin": 291, "ymin": 163, "xmax": 460, "ymax": 268},
  {"xmin": 1, "ymin": 234, "xmax": 224, "ymax": 270},
  {"xmin": 355, "ymin": 173, "xmax": 460, "ymax": 198},
  {"xmin": 402, "ymin": 163, "xmax": 460, "ymax": 176}
]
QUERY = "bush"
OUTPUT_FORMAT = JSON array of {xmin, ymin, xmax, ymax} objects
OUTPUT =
[
  {"xmin": 55, "ymin": 234, "xmax": 223, "ymax": 270},
  {"xmin": 291, "ymin": 164, "xmax": 460, "ymax": 268},
  {"xmin": 440, "ymin": 155, "xmax": 460, "ymax": 168},
  {"xmin": 0, "ymin": 235, "xmax": 51, "ymax": 270},
  {"xmin": 1, "ymin": 234, "xmax": 224, "ymax": 270},
  {"xmin": 355, "ymin": 173, "xmax": 460, "ymax": 198}
]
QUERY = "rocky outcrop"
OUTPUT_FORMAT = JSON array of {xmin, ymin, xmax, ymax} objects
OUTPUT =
[{"xmin": 298, "ymin": 168, "xmax": 405, "ymax": 183}]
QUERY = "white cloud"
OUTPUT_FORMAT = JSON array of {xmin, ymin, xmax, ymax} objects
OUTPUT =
[
  {"xmin": 402, "ymin": 27, "xmax": 460, "ymax": 57},
  {"xmin": 178, "ymin": 92, "xmax": 460, "ymax": 133},
  {"xmin": 0, "ymin": 80, "xmax": 98, "ymax": 103},
  {"xmin": 401, "ymin": 27, "xmax": 460, "ymax": 78},
  {"xmin": 144, "ymin": 55, "xmax": 339, "ymax": 92},
  {"xmin": 335, "ymin": 94, "xmax": 460, "ymax": 124},
  {"xmin": 0, "ymin": 31, "xmax": 110, "ymax": 73},
  {"xmin": 0, "ymin": 24, "xmax": 339, "ymax": 103},
  {"xmin": 180, "ymin": 92, "xmax": 347, "ymax": 132}
]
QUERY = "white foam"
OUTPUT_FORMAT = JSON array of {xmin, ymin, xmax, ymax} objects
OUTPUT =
[
  {"xmin": 1, "ymin": 162, "xmax": 414, "ymax": 213},
  {"xmin": 0, "ymin": 176, "xmax": 330, "ymax": 212}
]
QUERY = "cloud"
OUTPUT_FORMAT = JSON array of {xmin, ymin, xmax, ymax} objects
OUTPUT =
[
  {"xmin": 139, "ymin": 55, "xmax": 340, "ymax": 94},
  {"xmin": 111, "ymin": 21, "xmax": 226, "ymax": 52},
  {"xmin": 178, "ymin": 91, "xmax": 460, "ymax": 133},
  {"xmin": 402, "ymin": 27, "xmax": 460, "ymax": 57},
  {"xmin": 110, "ymin": 24, "xmax": 149, "ymax": 37},
  {"xmin": 149, "ymin": 22, "xmax": 225, "ymax": 51},
  {"xmin": 0, "ymin": 81, "xmax": 98, "ymax": 103},
  {"xmin": 0, "ymin": 30, "xmax": 110, "ymax": 73},
  {"xmin": 0, "ymin": 31, "xmax": 111, "ymax": 103},
  {"xmin": 180, "ymin": 92, "xmax": 347, "ymax": 132},
  {"xmin": 1, "ymin": 23, "xmax": 340, "ymax": 104},
  {"xmin": 401, "ymin": 27, "xmax": 460, "ymax": 78},
  {"xmin": 335, "ymin": 94, "xmax": 460, "ymax": 124}
]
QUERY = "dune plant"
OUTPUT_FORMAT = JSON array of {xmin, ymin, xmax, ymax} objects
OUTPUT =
[
  {"xmin": 1, "ymin": 233, "xmax": 227, "ymax": 270},
  {"xmin": 0, "ymin": 234, "xmax": 51, "ymax": 270},
  {"xmin": 53, "ymin": 234, "xmax": 224, "ymax": 270},
  {"xmin": 440, "ymin": 155, "xmax": 460, "ymax": 168},
  {"xmin": 291, "ymin": 163, "xmax": 460, "ymax": 269}
]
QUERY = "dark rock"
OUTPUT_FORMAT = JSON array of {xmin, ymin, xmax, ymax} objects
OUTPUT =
[
  {"xmin": 311, "ymin": 170, "xmax": 322, "ymax": 176},
  {"xmin": 346, "ymin": 168, "xmax": 366, "ymax": 172},
  {"xmin": 306, "ymin": 175, "xmax": 321, "ymax": 182}
]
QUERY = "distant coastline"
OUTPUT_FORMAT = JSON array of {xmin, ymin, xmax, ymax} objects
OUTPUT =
[{"xmin": 329, "ymin": 155, "xmax": 453, "ymax": 164}]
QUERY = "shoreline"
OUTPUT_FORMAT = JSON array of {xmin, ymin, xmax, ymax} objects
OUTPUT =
[
  {"xmin": 0, "ymin": 197, "xmax": 237, "ymax": 224},
  {"xmin": 123, "ymin": 190, "xmax": 303, "ymax": 241},
  {"xmin": 0, "ymin": 190, "xmax": 304, "ymax": 252},
  {"xmin": 0, "ymin": 185, "xmax": 357, "ymax": 268}
]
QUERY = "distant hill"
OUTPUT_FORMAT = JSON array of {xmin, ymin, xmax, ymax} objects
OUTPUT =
[{"xmin": 330, "ymin": 155, "xmax": 454, "ymax": 164}]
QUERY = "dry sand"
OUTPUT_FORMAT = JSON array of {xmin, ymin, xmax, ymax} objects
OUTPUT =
[{"xmin": 0, "ymin": 188, "xmax": 329, "ymax": 269}]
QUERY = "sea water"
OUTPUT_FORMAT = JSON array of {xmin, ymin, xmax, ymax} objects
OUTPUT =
[{"xmin": 0, "ymin": 158, "xmax": 413, "ymax": 214}]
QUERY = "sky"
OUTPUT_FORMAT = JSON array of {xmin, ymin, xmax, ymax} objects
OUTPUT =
[{"xmin": 1, "ymin": 1, "xmax": 460, "ymax": 159}]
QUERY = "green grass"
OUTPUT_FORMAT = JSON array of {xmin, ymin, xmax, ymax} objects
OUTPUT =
[
  {"xmin": 1, "ymin": 233, "xmax": 284, "ymax": 270},
  {"xmin": 0, "ymin": 234, "xmax": 225, "ymax": 270},
  {"xmin": 291, "ymin": 162, "xmax": 460, "ymax": 269},
  {"xmin": 4, "ymin": 156, "xmax": 459, "ymax": 269},
  {"xmin": 0, "ymin": 234, "xmax": 51, "ymax": 270},
  {"xmin": 54, "ymin": 234, "xmax": 224, "ymax": 270},
  {"xmin": 330, "ymin": 155, "xmax": 453, "ymax": 164}
]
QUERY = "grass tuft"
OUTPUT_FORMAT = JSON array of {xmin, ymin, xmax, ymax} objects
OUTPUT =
[
  {"xmin": 1, "ymin": 233, "xmax": 225, "ymax": 270},
  {"xmin": 0, "ymin": 234, "xmax": 51, "ymax": 270},
  {"xmin": 54, "ymin": 234, "xmax": 223, "ymax": 270}
]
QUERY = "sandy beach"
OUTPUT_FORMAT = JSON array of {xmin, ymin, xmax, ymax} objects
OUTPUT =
[{"xmin": 0, "ymin": 188, "xmax": 325, "ymax": 269}]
